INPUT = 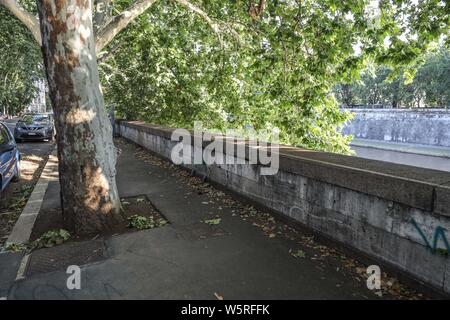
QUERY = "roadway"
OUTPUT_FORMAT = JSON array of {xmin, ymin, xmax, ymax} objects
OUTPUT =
[
  {"xmin": 3, "ymin": 118, "xmax": 54, "ymax": 156},
  {"xmin": 351, "ymin": 139, "xmax": 450, "ymax": 172}
]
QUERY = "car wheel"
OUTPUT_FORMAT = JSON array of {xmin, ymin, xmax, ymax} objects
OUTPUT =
[{"xmin": 12, "ymin": 162, "xmax": 21, "ymax": 182}]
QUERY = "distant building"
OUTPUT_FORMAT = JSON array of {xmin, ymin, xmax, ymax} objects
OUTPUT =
[{"xmin": 25, "ymin": 79, "xmax": 47, "ymax": 113}]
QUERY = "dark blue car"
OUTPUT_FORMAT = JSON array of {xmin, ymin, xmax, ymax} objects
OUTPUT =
[
  {"xmin": 14, "ymin": 113, "xmax": 55, "ymax": 142},
  {"xmin": 0, "ymin": 122, "xmax": 20, "ymax": 201}
]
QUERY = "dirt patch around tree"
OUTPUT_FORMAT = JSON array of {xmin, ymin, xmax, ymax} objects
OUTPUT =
[{"xmin": 29, "ymin": 195, "xmax": 169, "ymax": 244}]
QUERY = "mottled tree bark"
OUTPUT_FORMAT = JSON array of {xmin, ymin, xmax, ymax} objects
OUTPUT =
[{"xmin": 37, "ymin": 0, "xmax": 123, "ymax": 234}]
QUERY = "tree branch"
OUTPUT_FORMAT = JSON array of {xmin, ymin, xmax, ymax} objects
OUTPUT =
[
  {"xmin": 173, "ymin": 0, "xmax": 223, "ymax": 47},
  {"xmin": 248, "ymin": 0, "xmax": 266, "ymax": 20},
  {"xmin": 97, "ymin": 40, "xmax": 123, "ymax": 63},
  {"xmin": 0, "ymin": 0, "xmax": 41, "ymax": 45},
  {"xmin": 96, "ymin": 0, "xmax": 227, "ymax": 55},
  {"xmin": 95, "ymin": 0, "xmax": 158, "ymax": 53}
]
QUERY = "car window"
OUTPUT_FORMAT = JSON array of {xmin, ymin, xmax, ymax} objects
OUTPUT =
[
  {"xmin": 0, "ymin": 125, "xmax": 10, "ymax": 145},
  {"xmin": 21, "ymin": 115, "xmax": 34, "ymax": 123},
  {"xmin": 21, "ymin": 114, "xmax": 50, "ymax": 123},
  {"xmin": 33, "ymin": 115, "xmax": 49, "ymax": 122}
]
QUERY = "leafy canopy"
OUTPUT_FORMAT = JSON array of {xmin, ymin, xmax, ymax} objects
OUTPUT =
[{"xmin": 101, "ymin": 0, "xmax": 449, "ymax": 154}]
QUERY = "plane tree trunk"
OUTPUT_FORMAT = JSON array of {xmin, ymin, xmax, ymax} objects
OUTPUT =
[
  {"xmin": 37, "ymin": 0, "xmax": 123, "ymax": 234},
  {"xmin": 3, "ymin": 0, "xmax": 219, "ymax": 235}
]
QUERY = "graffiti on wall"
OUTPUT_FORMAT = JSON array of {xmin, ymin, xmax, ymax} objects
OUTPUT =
[{"xmin": 411, "ymin": 218, "xmax": 450, "ymax": 256}]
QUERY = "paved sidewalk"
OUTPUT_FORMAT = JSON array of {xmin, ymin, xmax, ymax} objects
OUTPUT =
[{"xmin": 3, "ymin": 139, "xmax": 420, "ymax": 299}]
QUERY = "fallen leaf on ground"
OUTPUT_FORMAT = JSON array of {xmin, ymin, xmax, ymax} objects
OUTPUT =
[
  {"xmin": 204, "ymin": 218, "xmax": 221, "ymax": 225},
  {"xmin": 289, "ymin": 249, "xmax": 306, "ymax": 258}
]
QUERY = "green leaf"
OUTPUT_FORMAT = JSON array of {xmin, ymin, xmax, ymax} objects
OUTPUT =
[{"xmin": 203, "ymin": 218, "xmax": 222, "ymax": 225}]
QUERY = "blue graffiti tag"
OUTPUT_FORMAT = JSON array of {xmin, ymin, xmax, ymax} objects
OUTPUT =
[{"xmin": 411, "ymin": 218, "xmax": 450, "ymax": 255}]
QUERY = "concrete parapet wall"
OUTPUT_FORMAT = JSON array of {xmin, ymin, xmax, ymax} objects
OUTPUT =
[
  {"xmin": 118, "ymin": 121, "xmax": 450, "ymax": 295},
  {"xmin": 342, "ymin": 108, "xmax": 450, "ymax": 147}
]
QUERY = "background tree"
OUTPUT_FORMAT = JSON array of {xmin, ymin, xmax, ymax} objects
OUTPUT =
[
  {"xmin": 335, "ymin": 47, "xmax": 450, "ymax": 108},
  {"xmin": 0, "ymin": 5, "xmax": 44, "ymax": 116}
]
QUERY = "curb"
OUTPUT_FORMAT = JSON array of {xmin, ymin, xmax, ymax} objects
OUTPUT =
[{"xmin": 5, "ymin": 150, "xmax": 59, "ymax": 246}]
